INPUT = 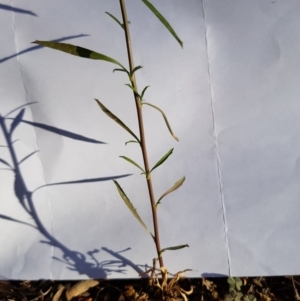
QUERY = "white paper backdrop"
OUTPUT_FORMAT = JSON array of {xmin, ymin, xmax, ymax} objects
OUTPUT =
[{"xmin": 1, "ymin": 0, "xmax": 300, "ymax": 279}]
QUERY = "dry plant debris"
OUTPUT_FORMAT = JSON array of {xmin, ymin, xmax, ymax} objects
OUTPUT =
[{"xmin": 0, "ymin": 276, "xmax": 300, "ymax": 301}]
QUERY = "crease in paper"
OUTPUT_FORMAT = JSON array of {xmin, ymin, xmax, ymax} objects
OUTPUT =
[
  {"xmin": 10, "ymin": 0, "xmax": 54, "ymax": 278},
  {"xmin": 201, "ymin": 0, "xmax": 231, "ymax": 276}
]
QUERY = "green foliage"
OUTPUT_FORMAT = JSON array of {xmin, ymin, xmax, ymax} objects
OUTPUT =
[
  {"xmin": 159, "ymin": 244, "xmax": 189, "ymax": 257},
  {"xmin": 36, "ymin": 0, "xmax": 186, "ymax": 267},
  {"xmin": 113, "ymin": 180, "xmax": 153, "ymax": 238},
  {"xmin": 119, "ymin": 156, "xmax": 145, "ymax": 173},
  {"xmin": 142, "ymin": 102, "xmax": 179, "ymax": 141},
  {"xmin": 141, "ymin": 0, "xmax": 183, "ymax": 48},
  {"xmin": 105, "ymin": 12, "xmax": 124, "ymax": 29},
  {"xmin": 225, "ymin": 278, "xmax": 257, "ymax": 301},
  {"xmin": 156, "ymin": 176, "xmax": 185, "ymax": 206},
  {"xmin": 150, "ymin": 148, "xmax": 174, "ymax": 173},
  {"xmin": 94, "ymin": 99, "xmax": 140, "ymax": 143},
  {"xmin": 33, "ymin": 41, "xmax": 126, "ymax": 68}
]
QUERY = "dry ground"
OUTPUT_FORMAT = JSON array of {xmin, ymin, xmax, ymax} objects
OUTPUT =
[{"xmin": 1, "ymin": 276, "xmax": 300, "ymax": 301}]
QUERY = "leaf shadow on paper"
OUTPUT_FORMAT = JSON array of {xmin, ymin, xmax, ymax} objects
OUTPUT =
[
  {"xmin": 0, "ymin": 104, "xmax": 146, "ymax": 278},
  {"xmin": 0, "ymin": 33, "xmax": 89, "ymax": 64},
  {"xmin": 0, "ymin": 3, "xmax": 38, "ymax": 17}
]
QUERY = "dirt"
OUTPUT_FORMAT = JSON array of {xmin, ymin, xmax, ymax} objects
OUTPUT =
[{"xmin": 0, "ymin": 276, "xmax": 299, "ymax": 301}]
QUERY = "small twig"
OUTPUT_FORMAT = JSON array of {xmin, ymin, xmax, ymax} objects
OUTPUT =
[{"xmin": 29, "ymin": 286, "xmax": 52, "ymax": 301}]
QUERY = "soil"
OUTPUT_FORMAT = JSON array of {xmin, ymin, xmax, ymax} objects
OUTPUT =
[{"xmin": 0, "ymin": 276, "xmax": 299, "ymax": 301}]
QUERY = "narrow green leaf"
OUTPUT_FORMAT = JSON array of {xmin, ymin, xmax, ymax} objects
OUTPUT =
[
  {"xmin": 156, "ymin": 176, "xmax": 185, "ymax": 206},
  {"xmin": 130, "ymin": 65, "xmax": 143, "ymax": 76},
  {"xmin": 141, "ymin": 0, "xmax": 183, "ymax": 48},
  {"xmin": 113, "ymin": 180, "xmax": 153, "ymax": 237},
  {"xmin": 95, "ymin": 99, "xmax": 140, "ymax": 143},
  {"xmin": 140, "ymin": 86, "xmax": 150, "ymax": 100},
  {"xmin": 150, "ymin": 148, "xmax": 174, "ymax": 173},
  {"xmin": 235, "ymin": 278, "xmax": 243, "ymax": 291},
  {"xmin": 125, "ymin": 140, "xmax": 139, "ymax": 146},
  {"xmin": 113, "ymin": 68, "xmax": 130, "ymax": 76},
  {"xmin": 125, "ymin": 84, "xmax": 140, "ymax": 96},
  {"xmin": 105, "ymin": 12, "xmax": 124, "ymax": 29},
  {"xmin": 33, "ymin": 41, "xmax": 125, "ymax": 68},
  {"xmin": 159, "ymin": 244, "xmax": 189, "ymax": 256},
  {"xmin": 143, "ymin": 102, "xmax": 179, "ymax": 141},
  {"xmin": 119, "ymin": 156, "xmax": 145, "ymax": 173}
]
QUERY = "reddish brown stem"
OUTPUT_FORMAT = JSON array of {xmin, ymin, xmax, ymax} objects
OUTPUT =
[{"xmin": 119, "ymin": 0, "xmax": 164, "ymax": 268}]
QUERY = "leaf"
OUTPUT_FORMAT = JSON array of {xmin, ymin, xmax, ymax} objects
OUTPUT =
[
  {"xmin": 119, "ymin": 156, "xmax": 145, "ymax": 173},
  {"xmin": 143, "ymin": 102, "xmax": 179, "ymax": 141},
  {"xmin": 66, "ymin": 280, "xmax": 99, "ymax": 301},
  {"xmin": 150, "ymin": 148, "xmax": 173, "ymax": 173},
  {"xmin": 113, "ymin": 67, "xmax": 129, "ymax": 76},
  {"xmin": 105, "ymin": 12, "xmax": 124, "ymax": 29},
  {"xmin": 52, "ymin": 285, "xmax": 65, "ymax": 301},
  {"xmin": 140, "ymin": 85, "xmax": 150, "ymax": 100},
  {"xmin": 33, "ymin": 41, "xmax": 125, "ymax": 68},
  {"xmin": 236, "ymin": 292, "xmax": 243, "ymax": 301},
  {"xmin": 235, "ymin": 278, "xmax": 243, "ymax": 291},
  {"xmin": 125, "ymin": 83, "xmax": 140, "ymax": 96},
  {"xmin": 113, "ymin": 180, "xmax": 153, "ymax": 237},
  {"xmin": 95, "ymin": 99, "xmax": 140, "ymax": 143},
  {"xmin": 159, "ymin": 244, "xmax": 189, "ymax": 256},
  {"xmin": 125, "ymin": 140, "xmax": 139, "ymax": 145},
  {"xmin": 156, "ymin": 176, "xmax": 185, "ymax": 206},
  {"xmin": 130, "ymin": 65, "xmax": 143, "ymax": 76},
  {"xmin": 228, "ymin": 277, "xmax": 235, "ymax": 286},
  {"xmin": 141, "ymin": 0, "xmax": 183, "ymax": 48},
  {"xmin": 0, "ymin": 158, "xmax": 12, "ymax": 169},
  {"xmin": 10, "ymin": 108, "xmax": 25, "ymax": 134}
]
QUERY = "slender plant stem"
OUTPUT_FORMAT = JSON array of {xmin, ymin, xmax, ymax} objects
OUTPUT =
[{"xmin": 119, "ymin": 0, "xmax": 164, "ymax": 268}]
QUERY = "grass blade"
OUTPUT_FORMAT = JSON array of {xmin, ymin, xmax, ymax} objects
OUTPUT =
[
  {"xmin": 141, "ymin": 0, "xmax": 183, "ymax": 48},
  {"xmin": 143, "ymin": 102, "xmax": 179, "ymax": 141},
  {"xmin": 130, "ymin": 65, "xmax": 143, "ymax": 77},
  {"xmin": 95, "ymin": 99, "xmax": 140, "ymax": 143},
  {"xmin": 140, "ymin": 86, "xmax": 150, "ymax": 101},
  {"xmin": 150, "ymin": 148, "xmax": 174, "ymax": 173},
  {"xmin": 105, "ymin": 12, "xmax": 124, "ymax": 29},
  {"xmin": 156, "ymin": 176, "xmax": 185, "ymax": 206},
  {"xmin": 125, "ymin": 140, "xmax": 139, "ymax": 146},
  {"xmin": 113, "ymin": 180, "xmax": 153, "ymax": 237},
  {"xmin": 33, "ymin": 41, "xmax": 125, "ymax": 68},
  {"xmin": 125, "ymin": 84, "xmax": 140, "ymax": 96},
  {"xmin": 159, "ymin": 244, "xmax": 189, "ymax": 256},
  {"xmin": 119, "ymin": 156, "xmax": 145, "ymax": 173},
  {"xmin": 113, "ymin": 68, "xmax": 130, "ymax": 76}
]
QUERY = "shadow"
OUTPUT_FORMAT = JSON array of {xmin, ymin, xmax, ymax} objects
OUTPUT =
[
  {"xmin": 0, "ymin": 3, "xmax": 37, "ymax": 16},
  {"xmin": 7, "ymin": 114, "xmax": 105, "ymax": 145},
  {"xmin": 34, "ymin": 175, "xmax": 129, "ymax": 192},
  {"xmin": 0, "ymin": 34, "xmax": 89, "ymax": 63},
  {"xmin": 201, "ymin": 273, "xmax": 228, "ymax": 278},
  {"xmin": 0, "ymin": 104, "xmax": 139, "ymax": 278},
  {"xmin": 102, "ymin": 247, "xmax": 148, "ymax": 278}
]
